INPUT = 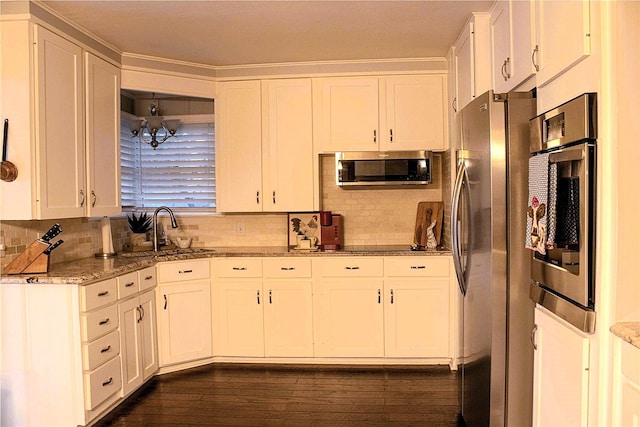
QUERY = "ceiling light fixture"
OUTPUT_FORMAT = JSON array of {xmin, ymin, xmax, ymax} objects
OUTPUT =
[{"xmin": 128, "ymin": 94, "xmax": 180, "ymax": 149}]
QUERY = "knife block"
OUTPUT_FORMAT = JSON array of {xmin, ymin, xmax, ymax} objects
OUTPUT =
[{"xmin": 3, "ymin": 242, "xmax": 50, "ymax": 274}]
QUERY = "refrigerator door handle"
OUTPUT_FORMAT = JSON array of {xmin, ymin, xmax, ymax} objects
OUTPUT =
[{"xmin": 451, "ymin": 158, "xmax": 472, "ymax": 295}]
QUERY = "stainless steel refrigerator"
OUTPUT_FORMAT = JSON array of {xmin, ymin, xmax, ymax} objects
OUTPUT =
[{"xmin": 451, "ymin": 91, "xmax": 536, "ymax": 427}]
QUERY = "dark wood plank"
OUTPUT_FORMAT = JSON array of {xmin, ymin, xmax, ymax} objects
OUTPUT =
[{"xmin": 96, "ymin": 363, "xmax": 460, "ymax": 427}]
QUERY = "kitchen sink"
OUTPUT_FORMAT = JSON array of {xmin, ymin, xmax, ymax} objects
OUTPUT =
[{"xmin": 119, "ymin": 247, "xmax": 216, "ymax": 258}]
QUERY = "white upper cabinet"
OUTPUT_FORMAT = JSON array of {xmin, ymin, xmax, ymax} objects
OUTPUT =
[
  {"xmin": 490, "ymin": 0, "xmax": 536, "ymax": 93},
  {"xmin": 313, "ymin": 75, "xmax": 447, "ymax": 152},
  {"xmin": 454, "ymin": 13, "xmax": 491, "ymax": 111},
  {"xmin": 383, "ymin": 75, "xmax": 446, "ymax": 151},
  {"xmin": 533, "ymin": 0, "xmax": 591, "ymax": 87},
  {"xmin": 313, "ymin": 76, "xmax": 380, "ymax": 152},
  {"xmin": 216, "ymin": 79, "xmax": 314, "ymax": 213},
  {"xmin": 35, "ymin": 25, "xmax": 86, "ymax": 219},
  {"xmin": 85, "ymin": 53, "xmax": 121, "ymax": 217},
  {"xmin": 216, "ymin": 80, "xmax": 263, "ymax": 212},
  {"xmin": 261, "ymin": 79, "xmax": 314, "ymax": 212},
  {"xmin": 0, "ymin": 22, "xmax": 121, "ymax": 220}
]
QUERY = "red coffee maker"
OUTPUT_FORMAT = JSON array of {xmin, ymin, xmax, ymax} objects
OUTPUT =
[{"xmin": 319, "ymin": 211, "xmax": 343, "ymax": 251}]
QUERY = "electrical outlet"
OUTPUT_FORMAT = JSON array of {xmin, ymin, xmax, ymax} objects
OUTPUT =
[{"xmin": 236, "ymin": 222, "xmax": 246, "ymax": 236}]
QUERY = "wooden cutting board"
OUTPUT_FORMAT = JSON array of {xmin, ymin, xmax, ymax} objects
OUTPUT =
[{"xmin": 413, "ymin": 201, "xmax": 444, "ymax": 248}]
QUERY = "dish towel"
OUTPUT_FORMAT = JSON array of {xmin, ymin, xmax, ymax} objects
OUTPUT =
[
  {"xmin": 546, "ymin": 162, "xmax": 558, "ymax": 248},
  {"xmin": 556, "ymin": 177, "xmax": 580, "ymax": 246},
  {"xmin": 526, "ymin": 153, "xmax": 550, "ymax": 254}
]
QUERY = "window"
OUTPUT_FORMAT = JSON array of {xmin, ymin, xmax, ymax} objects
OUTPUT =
[{"xmin": 121, "ymin": 114, "xmax": 216, "ymax": 210}]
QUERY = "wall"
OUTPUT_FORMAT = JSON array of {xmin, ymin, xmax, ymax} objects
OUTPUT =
[{"xmin": 0, "ymin": 152, "xmax": 449, "ymax": 269}]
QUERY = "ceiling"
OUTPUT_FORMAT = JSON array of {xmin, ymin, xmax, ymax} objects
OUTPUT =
[{"xmin": 41, "ymin": 1, "xmax": 494, "ymax": 67}]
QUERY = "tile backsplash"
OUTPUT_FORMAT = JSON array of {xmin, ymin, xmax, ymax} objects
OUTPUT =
[{"xmin": 0, "ymin": 152, "xmax": 451, "ymax": 269}]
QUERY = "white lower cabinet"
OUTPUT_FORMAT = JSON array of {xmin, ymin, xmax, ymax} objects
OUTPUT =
[
  {"xmin": 312, "ymin": 257, "xmax": 385, "ymax": 357},
  {"xmin": 313, "ymin": 278, "xmax": 385, "ymax": 357},
  {"xmin": 612, "ymin": 337, "xmax": 640, "ymax": 427},
  {"xmin": 384, "ymin": 257, "xmax": 451, "ymax": 358},
  {"xmin": 156, "ymin": 258, "xmax": 212, "ymax": 367},
  {"xmin": 532, "ymin": 306, "xmax": 590, "ymax": 427},
  {"xmin": 212, "ymin": 257, "xmax": 314, "ymax": 357},
  {"xmin": 119, "ymin": 289, "xmax": 158, "ymax": 396}
]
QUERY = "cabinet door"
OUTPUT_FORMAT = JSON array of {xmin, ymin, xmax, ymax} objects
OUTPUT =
[
  {"xmin": 382, "ymin": 75, "xmax": 446, "ymax": 151},
  {"xmin": 34, "ymin": 25, "xmax": 85, "ymax": 219},
  {"xmin": 138, "ymin": 290, "xmax": 158, "ymax": 381},
  {"xmin": 157, "ymin": 281, "xmax": 212, "ymax": 366},
  {"xmin": 119, "ymin": 296, "xmax": 143, "ymax": 396},
  {"xmin": 85, "ymin": 53, "xmax": 121, "ymax": 217},
  {"xmin": 532, "ymin": 306, "xmax": 590, "ymax": 427},
  {"xmin": 261, "ymin": 79, "xmax": 314, "ymax": 212},
  {"xmin": 454, "ymin": 23, "xmax": 475, "ymax": 111},
  {"xmin": 384, "ymin": 279, "xmax": 449, "ymax": 358},
  {"xmin": 491, "ymin": 1, "xmax": 513, "ymax": 93},
  {"xmin": 313, "ymin": 77, "xmax": 379, "ymax": 152},
  {"xmin": 313, "ymin": 279, "xmax": 384, "ymax": 357},
  {"xmin": 263, "ymin": 280, "xmax": 314, "ymax": 357},
  {"xmin": 511, "ymin": 0, "xmax": 536, "ymax": 87},
  {"xmin": 216, "ymin": 80, "xmax": 263, "ymax": 212},
  {"xmin": 212, "ymin": 280, "xmax": 265, "ymax": 357},
  {"xmin": 534, "ymin": 0, "xmax": 591, "ymax": 86}
]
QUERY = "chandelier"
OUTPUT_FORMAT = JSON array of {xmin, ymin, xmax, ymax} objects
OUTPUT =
[{"xmin": 128, "ymin": 94, "xmax": 180, "ymax": 149}]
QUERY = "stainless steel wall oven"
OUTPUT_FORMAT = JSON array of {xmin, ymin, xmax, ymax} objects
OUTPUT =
[{"xmin": 528, "ymin": 93, "xmax": 597, "ymax": 333}]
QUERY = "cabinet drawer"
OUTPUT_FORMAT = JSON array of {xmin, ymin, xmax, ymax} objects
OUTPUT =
[
  {"xmin": 384, "ymin": 256, "xmax": 450, "ymax": 277},
  {"xmin": 315, "ymin": 257, "xmax": 383, "ymax": 277},
  {"xmin": 84, "ymin": 355, "xmax": 122, "ymax": 410},
  {"xmin": 214, "ymin": 258, "xmax": 263, "ymax": 278},
  {"xmin": 81, "ymin": 278, "xmax": 118, "ymax": 312},
  {"xmin": 117, "ymin": 271, "xmax": 139, "ymax": 299},
  {"xmin": 263, "ymin": 258, "xmax": 311, "ymax": 278},
  {"xmin": 82, "ymin": 304, "xmax": 119, "ymax": 342},
  {"xmin": 157, "ymin": 259, "xmax": 210, "ymax": 283},
  {"xmin": 83, "ymin": 330, "xmax": 120, "ymax": 371},
  {"xmin": 138, "ymin": 266, "xmax": 157, "ymax": 291}
]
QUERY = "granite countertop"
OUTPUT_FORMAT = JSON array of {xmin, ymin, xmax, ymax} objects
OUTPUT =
[
  {"xmin": 0, "ymin": 245, "xmax": 451, "ymax": 286},
  {"xmin": 610, "ymin": 322, "xmax": 640, "ymax": 350}
]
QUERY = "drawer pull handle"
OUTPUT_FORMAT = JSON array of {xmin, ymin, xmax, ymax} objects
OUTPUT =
[
  {"xmin": 100, "ymin": 345, "xmax": 111, "ymax": 353},
  {"xmin": 99, "ymin": 318, "xmax": 110, "ymax": 326},
  {"xmin": 233, "ymin": 267, "xmax": 247, "ymax": 271},
  {"xmin": 269, "ymin": 289, "xmax": 273, "ymax": 304},
  {"xmin": 97, "ymin": 291, "xmax": 109, "ymax": 297},
  {"xmin": 144, "ymin": 275, "xmax": 153, "ymax": 280},
  {"xmin": 125, "ymin": 282, "xmax": 135, "ymax": 287},
  {"xmin": 256, "ymin": 290, "xmax": 261, "ymax": 305},
  {"xmin": 102, "ymin": 377, "xmax": 113, "ymax": 387},
  {"xmin": 179, "ymin": 269, "xmax": 193, "ymax": 274},
  {"xmin": 377, "ymin": 289, "xmax": 381, "ymax": 304},
  {"xmin": 280, "ymin": 267, "xmax": 295, "ymax": 271},
  {"xmin": 164, "ymin": 294, "xmax": 167, "ymax": 310},
  {"xmin": 345, "ymin": 266, "xmax": 360, "ymax": 270},
  {"xmin": 390, "ymin": 289, "xmax": 394, "ymax": 304},
  {"xmin": 410, "ymin": 266, "xmax": 426, "ymax": 269}
]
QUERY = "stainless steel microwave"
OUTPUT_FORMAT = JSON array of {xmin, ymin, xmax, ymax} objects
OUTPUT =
[{"xmin": 336, "ymin": 150, "xmax": 433, "ymax": 187}]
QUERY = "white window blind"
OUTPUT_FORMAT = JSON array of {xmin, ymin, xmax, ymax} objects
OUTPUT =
[{"xmin": 121, "ymin": 116, "xmax": 216, "ymax": 210}]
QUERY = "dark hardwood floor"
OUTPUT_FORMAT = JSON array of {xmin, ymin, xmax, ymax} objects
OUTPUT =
[{"xmin": 97, "ymin": 363, "xmax": 460, "ymax": 427}]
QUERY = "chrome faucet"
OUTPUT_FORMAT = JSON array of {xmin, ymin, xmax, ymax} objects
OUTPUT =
[{"xmin": 152, "ymin": 206, "xmax": 178, "ymax": 252}]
